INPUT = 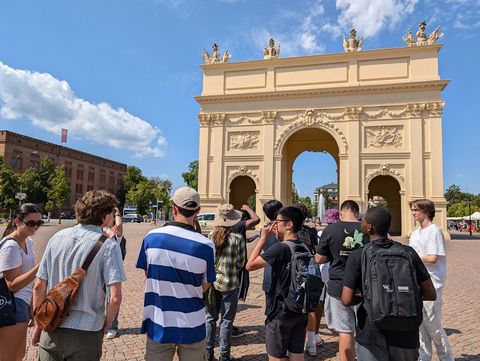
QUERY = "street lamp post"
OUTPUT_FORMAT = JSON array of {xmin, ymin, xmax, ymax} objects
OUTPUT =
[{"xmin": 468, "ymin": 198, "xmax": 472, "ymax": 237}]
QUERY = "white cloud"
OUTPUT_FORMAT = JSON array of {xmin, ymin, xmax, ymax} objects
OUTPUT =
[
  {"xmin": 335, "ymin": 0, "xmax": 418, "ymax": 37},
  {"xmin": 0, "ymin": 61, "xmax": 166, "ymax": 158},
  {"xmin": 250, "ymin": 0, "xmax": 326, "ymax": 56}
]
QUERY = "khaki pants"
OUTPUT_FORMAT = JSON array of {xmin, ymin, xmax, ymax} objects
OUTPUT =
[
  {"xmin": 145, "ymin": 337, "xmax": 206, "ymax": 361},
  {"xmin": 38, "ymin": 328, "xmax": 103, "ymax": 361}
]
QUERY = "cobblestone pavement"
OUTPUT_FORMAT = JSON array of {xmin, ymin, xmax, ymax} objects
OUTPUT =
[{"xmin": 1, "ymin": 222, "xmax": 478, "ymax": 360}]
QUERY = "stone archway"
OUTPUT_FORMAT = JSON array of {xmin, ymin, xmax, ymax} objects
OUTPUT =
[
  {"xmin": 195, "ymin": 43, "xmax": 449, "ymax": 237},
  {"xmin": 368, "ymin": 175, "xmax": 402, "ymax": 235},
  {"xmin": 229, "ymin": 175, "xmax": 257, "ymax": 210},
  {"xmin": 280, "ymin": 127, "xmax": 339, "ymax": 205}
]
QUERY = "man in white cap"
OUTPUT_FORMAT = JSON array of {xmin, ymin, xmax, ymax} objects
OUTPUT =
[{"xmin": 136, "ymin": 187, "xmax": 216, "ymax": 361}]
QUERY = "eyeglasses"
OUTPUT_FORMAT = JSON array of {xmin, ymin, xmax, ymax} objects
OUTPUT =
[
  {"xmin": 23, "ymin": 220, "xmax": 44, "ymax": 227},
  {"xmin": 274, "ymin": 219, "xmax": 290, "ymax": 224}
]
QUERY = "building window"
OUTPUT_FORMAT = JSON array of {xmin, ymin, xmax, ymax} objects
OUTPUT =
[
  {"xmin": 77, "ymin": 169, "xmax": 84, "ymax": 180},
  {"xmin": 88, "ymin": 172, "xmax": 95, "ymax": 182},
  {"xmin": 100, "ymin": 174, "xmax": 106, "ymax": 185},
  {"xmin": 75, "ymin": 184, "xmax": 83, "ymax": 194},
  {"xmin": 109, "ymin": 176, "xmax": 114, "ymax": 186}
]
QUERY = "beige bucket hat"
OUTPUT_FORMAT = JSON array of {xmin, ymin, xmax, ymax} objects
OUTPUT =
[{"xmin": 214, "ymin": 203, "xmax": 242, "ymax": 227}]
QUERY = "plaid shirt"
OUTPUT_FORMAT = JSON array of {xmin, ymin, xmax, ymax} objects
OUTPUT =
[{"xmin": 210, "ymin": 232, "xmax": 246, "ymax": 292}]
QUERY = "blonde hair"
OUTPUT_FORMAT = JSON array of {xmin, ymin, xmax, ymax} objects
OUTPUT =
[{"xmin": 210, "ymin": 226, "xmax": 232, "ymax": 250}]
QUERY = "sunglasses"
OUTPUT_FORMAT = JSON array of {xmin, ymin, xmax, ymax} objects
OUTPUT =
[{"xmin": 23, "ymin": 220, "xmax": 45, "ymax": 227}]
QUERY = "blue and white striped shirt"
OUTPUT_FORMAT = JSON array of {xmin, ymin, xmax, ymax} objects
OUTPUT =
[{"xmin": 136, "ymin": 222, "xmax": 215, "ymax": 344}]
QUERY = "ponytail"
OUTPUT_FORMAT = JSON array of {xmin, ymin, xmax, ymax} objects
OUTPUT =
[{"xmin": 2, "ymin": 219, "xmax": 16, "ymax": 238}]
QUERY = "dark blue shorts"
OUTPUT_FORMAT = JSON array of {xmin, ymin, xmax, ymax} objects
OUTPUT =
[{"xmin": 14, "ymin": 297, "xmax": 30, "ymax": 323}]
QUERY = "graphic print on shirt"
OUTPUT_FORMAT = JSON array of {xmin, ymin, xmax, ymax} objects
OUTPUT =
[{"xmin": 340, "ymin": 229, "xmax": 364, "ymax": 256}]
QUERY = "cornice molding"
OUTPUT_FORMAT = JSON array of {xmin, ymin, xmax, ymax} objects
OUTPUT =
[{"xmin": 195, "ymin": 80, "xmax": 449, "ymax": 105}]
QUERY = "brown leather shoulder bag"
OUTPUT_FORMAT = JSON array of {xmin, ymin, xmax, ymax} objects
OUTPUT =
[{"xmin": 34, "ymin": 235, "xmax": 107, "ymax": 332}]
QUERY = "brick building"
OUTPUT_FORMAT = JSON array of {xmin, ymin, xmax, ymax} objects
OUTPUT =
[{"xmin": 0, "ymin": 130, "xmax": 127, "ymax": 211}]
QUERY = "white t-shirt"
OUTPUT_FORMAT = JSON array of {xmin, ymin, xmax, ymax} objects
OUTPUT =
[
  {"xmin": 409, "ymin": 223, "xmax": 447, "ymax": 286},
  {"xmin": 0, "ymin": 237, "xmax": 36, "ymax": 304}
]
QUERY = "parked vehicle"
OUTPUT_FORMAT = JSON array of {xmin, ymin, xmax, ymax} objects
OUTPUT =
[
  {"xmin": 197, "ymin": 213, "xmax": 215, "ymax": 235},
  {"xmin": 121, "ymin": 213, "xmax": 143, "ymax": 223},
  {"xmin": 60, "ymin": 212, "xmax": 76, "ymax": 219}
]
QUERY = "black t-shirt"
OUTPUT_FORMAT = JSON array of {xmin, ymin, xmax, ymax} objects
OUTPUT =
[
  {"xmin": 261, "ymin": 240, "xmax": 302, "ymax": 320},
  {"xmin": 343, "ymin": 238, "xmax": 431, "ymax": 349},
  {"xmin": 233, "ymin": 220, "xmax": 247, "ymax": 241},
  {"xmin": 316, "ymin": 221, "xmax": 364, "ymax": 297}
]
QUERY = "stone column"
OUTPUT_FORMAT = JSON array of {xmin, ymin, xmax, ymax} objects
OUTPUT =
[
  {"xmin": 210, "ymin": 114, "xmax": 226, "ymax": 200},
  {"xmin": 197, "ymin": 114, "xmax": 210, "ymax": 199}
]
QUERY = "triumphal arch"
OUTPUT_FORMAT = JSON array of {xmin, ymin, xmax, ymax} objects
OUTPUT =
[{"xmin": 195, "ymin": 24, "xmax": 449, "ymax": 237}]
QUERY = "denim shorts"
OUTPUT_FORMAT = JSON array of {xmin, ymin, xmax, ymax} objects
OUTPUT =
[{"xmin": 14, "ymin": 297, "xmax": 30, "ymax": 323}]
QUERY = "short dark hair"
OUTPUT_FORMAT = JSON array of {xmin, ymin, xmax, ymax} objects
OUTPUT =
[
  {"xmin": 409, "ymin": 199, "xmax": 436, "ymax": 220},
  {"xmin": 263, "ymin": 199, "xmax": 283, "ymax": 221},
  {"xmin": 294, "ymin": 202, "xmax": 308, "ymax": 222},
  {"xmin": 364, "ymin": 207, "xmax": 391, "ymax": 237},
  {"xmin": 341, "ymin": 200, "xmax": 360, "ymax": 216},
  {"xmin": 175, "ymin": 202, "xmax": 197, "ymax": 218},
  {"xmin": 76, "ymin": 190, "xmax": 118, "ymax": 226},
  {"xmin": 277, "ymin": 206, "xmax": 304, "ymax": 233}
]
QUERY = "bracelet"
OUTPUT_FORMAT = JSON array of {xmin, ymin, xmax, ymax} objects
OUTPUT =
[{"xmin": 115, "ymin": 214, "xmax": 121, "ymax": 217}]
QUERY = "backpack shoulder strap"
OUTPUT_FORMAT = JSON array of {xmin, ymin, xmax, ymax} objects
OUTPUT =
[{"xmin": 81, "ymin": 235, "xmax": 108, "ymax": 271}]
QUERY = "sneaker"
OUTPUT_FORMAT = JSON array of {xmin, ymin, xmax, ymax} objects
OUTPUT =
[
  {"xmin": 305, "ymin": 344, "xmax": 317, "ymax": 356},
  {"xmin": 231, "ymin": 326, "xmax": 245, "ymax": 338},
  {"xmin": 315, "ymin": 333, "xmax": 324, "ymax": 346},
  {"xmin": 219, "ymin": 356, "xmax": 240, "ymax": 361},
  {"xmin": 106, "ymin": 329, "xmax": 117, "ymax": 339}
]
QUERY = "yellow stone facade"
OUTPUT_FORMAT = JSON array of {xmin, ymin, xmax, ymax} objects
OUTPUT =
[{"xmin": 195, "ymin": 44, "xmax": 449, "ymax": 237}]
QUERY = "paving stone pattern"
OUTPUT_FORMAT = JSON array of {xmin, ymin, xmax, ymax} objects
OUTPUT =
[{"xmin": 4, "ymin": 222, "xmax": 477, "ymax": 361}]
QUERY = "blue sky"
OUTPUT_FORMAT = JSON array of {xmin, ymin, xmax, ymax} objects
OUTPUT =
[{"xmin": 1, "ymin": 0, "xmax": 479, "ymax": 197}]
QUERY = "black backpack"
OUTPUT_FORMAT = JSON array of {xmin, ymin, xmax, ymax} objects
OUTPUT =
[
  {"xmin": 283, "ymin": 241, "xmax": 324, "ymax": 314},
  {"xmin": 361, "ymin": 241, "xmax": 422, "ymax": 332},
  {"xmin": 297, "ymin": 225, "xmax": 318, "ymax": 247}
]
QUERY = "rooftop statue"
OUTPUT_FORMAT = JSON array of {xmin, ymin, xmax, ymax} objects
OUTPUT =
[
  {"xmin": 202, "ymin": 43, "xmax": 231, "ymax": 65},
  {"xmin": 343, "ymin": 28, "xmax": 363, "ymax": 52},
  {"xmin": 402, "ymin": 21, "xmax": 444, "ymax": 47},
  {"xmin": 263, "ymin": 38, "xmax": 280, "ymax": 59}
]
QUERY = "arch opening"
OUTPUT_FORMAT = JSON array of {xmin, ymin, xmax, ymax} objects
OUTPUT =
[
  {"xmin": 367, "ymin": 175, "xmax": 402, "ymax": 236},
  {"xmin": 282, "ymin": 127, "xmax": 340, "ymax": 219},
  {"xmin": 229, "ymin": 176, "xmax": 256, "ymax": 211}
]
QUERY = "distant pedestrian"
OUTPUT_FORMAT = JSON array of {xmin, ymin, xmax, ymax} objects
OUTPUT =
[
  {"xmin": 136, "ymin": 187, "xmax": 215, "ymax": 361},
  {"xmin": 247, "ymin": 206, "xmax": 308, "ymax": 361},
  {"xmin": 315, "ymin": 200, "xmax": 363, "ymax": 361},
  {"xmin": 206, "ymin": 204, "xmax": 245, "ymax": 361},
  {"xmin": 342, "ymin": 206, "xmax": 437, "ymax": 361},
  {"xmin": 0, "ymin": 204, "xmax": 43, "ymax": 361},
  {"xmin": 33, "ymin": 191, "xmax": 126, "ymax": 361},
  {"xmin": 409, "ymin": 199, "xmax": 454, "ymax": 361}
]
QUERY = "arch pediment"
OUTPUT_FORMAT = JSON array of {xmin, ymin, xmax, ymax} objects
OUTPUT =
[{"xmin": 274, "ymin": 109, "xmax": 348, "ymax": 155}]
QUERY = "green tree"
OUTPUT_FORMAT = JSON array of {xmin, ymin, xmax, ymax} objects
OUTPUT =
[
  {"xmin": 0, "ymin": 157, "xmax": 20, "ymax": 216},
  {"xmin": 19, "ymin": 168, "xmax": 44, "ymax": 204},
  {"xmin": 126, "ymin": 180, "xmax": 156, "ymax": 215},
  {"xmin": 151, "ymin": 178, "xmax": 173, "ymax": 218},
  {"xmin": 124, "ymin": 166, "xmax": 147, "ymax": 194},
  {"xmin": 298, "ymin": 196, "xmax": 313, "ymax": 218},
  {"xmin": 444, "ymin": 184, "xmax": 462, "ymax": 208},
  {"xmin": 247, "ymin": 194, "xmax": 256, "ymax": 211},
  {"xmin": 291, "ymin": 182, "xmax": 299, "ymax": 205},
  {"xmin": 182, "ymin": 161, "xmax": 198, "ymax": 190},
  {"xmin": 46, "ymin": 165, "xmax": 70, "ymax": 224}
]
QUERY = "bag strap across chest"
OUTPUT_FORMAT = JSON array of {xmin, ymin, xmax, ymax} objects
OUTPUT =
[{"xmin": 81, "ymin": 235, "xmax": 108, "ymax": 271}]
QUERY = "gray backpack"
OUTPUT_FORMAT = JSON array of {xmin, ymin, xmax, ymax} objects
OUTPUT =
[{"xmin": 361, "ymin": 241, "xmax": 423, "ymax": 331}]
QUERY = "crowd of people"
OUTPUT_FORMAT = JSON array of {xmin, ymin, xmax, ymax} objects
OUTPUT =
[{"xmin": 0, "ymin": 188, "xmax": 454, "ymax": 361}]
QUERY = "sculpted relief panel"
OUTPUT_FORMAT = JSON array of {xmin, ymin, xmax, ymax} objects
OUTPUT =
[
  {"xmin": 228, "ymin": 131, "xmax": 260, "ymax": 151},
  {"xmin": 365, "ymin": 126, "xmax": 403, "ymax": 149}
]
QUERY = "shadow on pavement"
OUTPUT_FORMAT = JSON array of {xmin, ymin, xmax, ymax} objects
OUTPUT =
[
  {"xmin": 455, "ymin": 354, "xmax": 480, "ymax": 361},
  {"xmin": 449, "ymin": 232, "xmax": 480, "ymax": 240},
  {"xmin": 445, "ymin": 328, "xmax": 462, "ymax": 336}
]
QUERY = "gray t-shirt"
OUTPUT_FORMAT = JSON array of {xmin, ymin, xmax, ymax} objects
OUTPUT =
[
  {"xmin": 37, "ymin": 224, "xmax": 126, "ymax": 331},
  {"xmin": 0, "ymin": 237, "xmax": 36, "ymax": 304}
]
